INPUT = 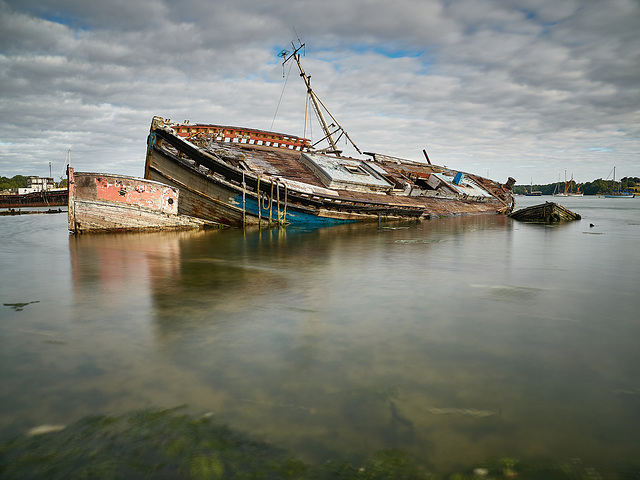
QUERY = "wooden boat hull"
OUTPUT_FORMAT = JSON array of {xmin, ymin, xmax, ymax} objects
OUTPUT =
[
  {"xmin": 67, "ymin": 168, "xmax": 221, "ymax": 234},
  {"xmin": 509, "ymin": 201, "xmax": 581, "ymax": 223},
  {"xmin": 144, "ymin": 118, "xmax": 515, "ymax": 227}
]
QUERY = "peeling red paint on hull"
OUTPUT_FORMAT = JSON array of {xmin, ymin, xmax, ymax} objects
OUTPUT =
[{"xmin": 68, "ymin": 168, "xmax": 221, "ymax": 234}]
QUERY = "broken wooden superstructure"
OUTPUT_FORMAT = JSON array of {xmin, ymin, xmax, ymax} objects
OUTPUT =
[
  {"xmin": 67, "ymin": 168, "xmax": 220, "ymax": 234},
  {"xmin": 509, "ymin": 201, "xmax": 581, "ymax": 223}
]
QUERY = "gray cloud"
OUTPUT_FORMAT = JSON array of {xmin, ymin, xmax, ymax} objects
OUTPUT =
[{"xmin": 1, "ymin": 0, "xmax": 638, "ymax": 185}]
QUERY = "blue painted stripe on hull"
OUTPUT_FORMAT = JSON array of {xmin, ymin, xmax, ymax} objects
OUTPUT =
[{"xmin": 233, "ymin": 194, "xmax": 357, "ymax": 225}]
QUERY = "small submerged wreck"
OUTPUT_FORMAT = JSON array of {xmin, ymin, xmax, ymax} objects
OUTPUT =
[
  {"xmin": 144, "ymin": 44, "xmax": 516, "ymax": 227},
  {"xmin": 67, "ymin": 168, "xmax": 220, "ymax": 234},
  {"xmin": 509, "ymin": 201, "xmax": 581, "ymax": 223}
]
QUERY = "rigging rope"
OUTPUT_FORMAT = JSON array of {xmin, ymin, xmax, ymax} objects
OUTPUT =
[
  {"xmin": 306, "ymin": 93, "xmax": 313, "ymax": 143},
  {"xmin": 270, "ymin": 60, "xmax": 294, "ymax": 131}
]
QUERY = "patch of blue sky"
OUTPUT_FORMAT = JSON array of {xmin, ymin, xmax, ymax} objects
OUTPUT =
[
  {"xmin": 521, "ymin": 9, "xmax": 536, "ymax": 20},
  {"xmin": 277, "ymin": 42, "xmax": 427, "ymax": 59},
  {"xmin": 517, "ymin": 7, "xmax": 566, "ymax": 36},
  {"xmin": 272, "ymin": 44, "xmax": 341, "ymax": 68},
  {"xmin": 350, "ymin": 43, "xmax": 424, "ymax": 59},
  {"xmin": 538, "ymin": 20, "xmax": 561, "ymax": 36},
  {"xmin": 350, "ymin": 44, "xmax": 435, "ymax": 74},
  {"xmin": 587, "ymin": 147, "xmax": 613, "ymax": 152},
  {"xmin": 268, "ymin": 42, "xmax": 435, "ymax": 75},
  {"xmin": 42, "ymin": 12, "xmax": 89, "ymax": 32}
]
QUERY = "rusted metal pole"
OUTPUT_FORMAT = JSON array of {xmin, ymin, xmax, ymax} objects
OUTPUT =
[
  {"xmin": 269, "ymin": 180, "xmax": 273, "ymax": 226},
  {"xmin": 242, "ymin": 171, "xmax": 246, "ymax": 227},
  {"xmin": 276, "ymin": 180, "xmax": 281, "ymax": 225},
  {"xmin": 257, "ymin": 174, "xmax": 261, "ymax": 228},
  {"xmin": 283, "ymin": 183, "xmax": 288, "ymax": 225}
]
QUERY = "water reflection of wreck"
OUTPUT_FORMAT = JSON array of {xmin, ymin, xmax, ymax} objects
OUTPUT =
[{"xmin": 69, "ymin": 215, "xmax": 511, "ymax": 339}]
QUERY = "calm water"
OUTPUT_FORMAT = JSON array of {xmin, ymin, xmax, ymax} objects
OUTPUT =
[{"xmin": 1, "ymin": 196, "xmax": 639, "ymax": 473}]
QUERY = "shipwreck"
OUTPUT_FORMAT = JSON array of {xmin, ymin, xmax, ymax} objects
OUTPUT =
[
  {"xmin": 144, "ymin": 43, "xmax": 515, "ymax": 227},
  {"xmin": 509, "ymin": 201, "xmax": 581, "ymax": 223}
]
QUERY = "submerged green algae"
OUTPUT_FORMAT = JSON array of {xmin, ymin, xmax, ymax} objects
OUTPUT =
[{"xmin": 0, "ymin": 408, "xmax": 637, "ymax": 480}]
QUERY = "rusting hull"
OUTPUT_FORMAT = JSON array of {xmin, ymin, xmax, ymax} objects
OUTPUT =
[
  {"xmin": 509, "ymin": 201, "xmax": 581, "ymax": 223},
  {"xmin": 0, "ymin": 190, "xmax": 68, "ymax": 209},
  {"xmin": 146, "ymin": 147, "xmax": 393, "ymax": 227},
  {"xmin": 144, "ymin": 118, "xmax": 515, "ymax": 227},
  {"xmin": 68, "ymin": 168, "xmax": 220, "ymax": 234}
]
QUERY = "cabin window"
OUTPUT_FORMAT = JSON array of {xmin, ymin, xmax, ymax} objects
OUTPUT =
[{"xmin": 344, "ymin": 165, "xmax": 368, "ymax": 176}]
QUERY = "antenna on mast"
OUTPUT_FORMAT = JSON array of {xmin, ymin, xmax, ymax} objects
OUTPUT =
[
  {"xmin": 289, "ymin": 27, "xmax": 305, "ymax": 60},
  {"xmin": 281, "ymin": 41, "xmax": 361, "ymax": 156}
]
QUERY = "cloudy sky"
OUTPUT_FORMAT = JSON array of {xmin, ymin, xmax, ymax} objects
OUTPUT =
[{"xmin": 1, "ymin": 0, "xmax": 639, "ymax": 185}]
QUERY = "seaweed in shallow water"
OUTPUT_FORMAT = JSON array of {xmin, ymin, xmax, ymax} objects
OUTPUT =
[
  {"xmin": 1, "ymin": 408, "xmax": 638, "ymax": 479},
  {"xmin": 3, "ymin": 301, "xmax": 39, "ymax": 312}
]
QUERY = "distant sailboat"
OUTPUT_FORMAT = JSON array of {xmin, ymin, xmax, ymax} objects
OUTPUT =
[
  {"xmin": 604, "ymin": 167, "xmax": 634, "ymax": 198},
  {"xmin": 567, "ymin": 174, "xmax": 583, "ymax": 196},
  {"xmin": 554, "ymin": 170, "xmax": 568, "ymax": 197},
  {"xmin": 525, "ymin": 179, "xmax": 542, "ymax": 196}
]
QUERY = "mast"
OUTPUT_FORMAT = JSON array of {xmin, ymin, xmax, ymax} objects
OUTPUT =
[{"xmin": 281, "ymin": 43, "xmax": 361, "ymax": 156}]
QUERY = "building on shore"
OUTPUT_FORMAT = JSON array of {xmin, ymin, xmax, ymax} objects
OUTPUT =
[{"xmin": 13, "ymin": 176, "xmax": 57, "ymax": 195}]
